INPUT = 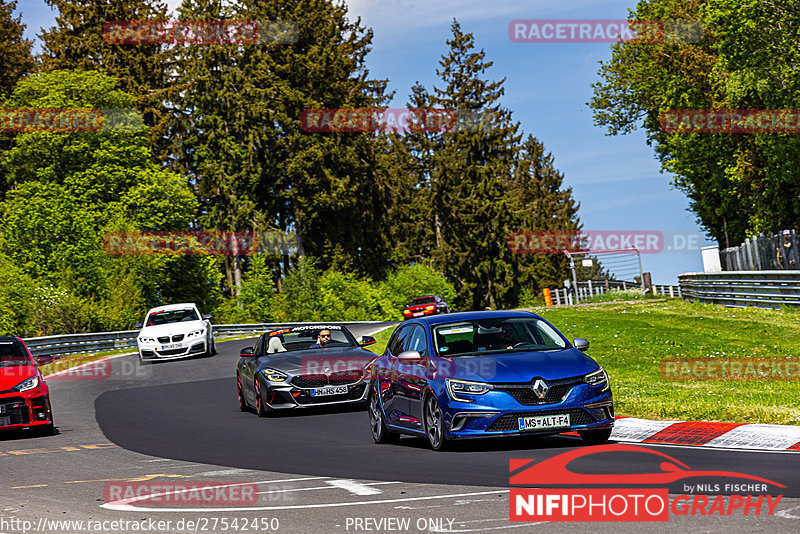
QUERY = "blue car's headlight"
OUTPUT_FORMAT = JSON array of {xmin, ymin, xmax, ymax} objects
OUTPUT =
[
  {"xmin": 585, "ymin": 367, "xmax": 610, "ymax": 391},
  {"xmin": 446, "ymin": 378, "xmax": 493, "ymax": 402},
  {"xmin": 261, "ymin": 368, "xmax": 288, "ymax": 382}
]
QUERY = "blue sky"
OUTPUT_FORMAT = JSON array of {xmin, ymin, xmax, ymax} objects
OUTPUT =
[{"xmin": 18, "ymin": 0, "xmax": 713, "ymax": 284}]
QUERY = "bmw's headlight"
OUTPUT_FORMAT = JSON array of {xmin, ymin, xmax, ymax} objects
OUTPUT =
[
  {"xmin": 188, "ymin": 328, "xmax": 205, "ymax": 338},
  {"xmin": 446, "ymin": 378, "xmax": 493, "ymax": 402},
  {"xmin": 16, "ymin": 376, "xmax": 39, "ymax": 392},
  {"xmin": 139, "ymin": 336, "xmax": 155, "ymax": 343},
  {"xmin": 261, "ymin": 368, "xmax": 288, "ymax": 382},
  {"xmin": 585, "ymin": 367, "xmax": 610, "ymax": 391}
]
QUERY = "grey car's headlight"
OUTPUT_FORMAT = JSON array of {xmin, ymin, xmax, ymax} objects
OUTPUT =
[
  {"xmin": 188, "ymin": 328, "xmax": 205, "ymax": 338},
  {"xmin": 139, "ymin": 336, "xmax": 155, "ymax": 343},
  {"xmin": 585, "ymin": 367, "xmax": 610, "ymax": 391},
  {"xmin": 16, "ymin": 376, "xmax": 39, "ymax": 392},
  {"xmin": 446, "ymin": 378, "xmax": 492, "ymax": 402},
  {"xmin": 262, "ymin": 368, "xmax": 288, "ymax": 382}
]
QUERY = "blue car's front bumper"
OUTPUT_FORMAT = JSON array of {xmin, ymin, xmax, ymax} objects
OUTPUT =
[{"xmin": 438, "ymin": 383, "xmax": 614, "ymax": 440}]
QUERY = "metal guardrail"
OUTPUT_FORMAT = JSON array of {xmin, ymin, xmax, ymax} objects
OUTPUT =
[
  {"xmin": 679, "ymin": 271, "xmax": 800, "ymax": 309},
  {"xmin": 22, "ymin": 321, "xmax": 383, "ymax": 358}
]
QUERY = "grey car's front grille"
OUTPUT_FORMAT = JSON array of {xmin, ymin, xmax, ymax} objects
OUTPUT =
[
  {"xmin": 294, "ymin": 383, "xmax": 367, "ymax": 405},
  {"xmin": 291, "ymin": 371, "xmax": 363, "ymax": 389}
]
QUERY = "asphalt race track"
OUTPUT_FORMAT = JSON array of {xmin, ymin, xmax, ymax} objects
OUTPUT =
[
  {"xmin": 96, "ymin": 341, "xmax": 800, "ymax": 493},
  {"xmin": 2, "ymin": 324, "xmax": 800, "ymax": 534}
]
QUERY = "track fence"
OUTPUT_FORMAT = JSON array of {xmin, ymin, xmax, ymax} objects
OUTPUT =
[
  {"xmin": 679, "ymin": 271, "xmax": 800, "ymax": 309},
  {"xmin": 23, "ymin": 321, "xmax": 383, "ymax": 358}
]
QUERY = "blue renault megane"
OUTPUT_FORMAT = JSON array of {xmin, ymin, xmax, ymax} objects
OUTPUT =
[{"xmin": 366, "ymin": 310, "xmax": 614, "ymax": 450}]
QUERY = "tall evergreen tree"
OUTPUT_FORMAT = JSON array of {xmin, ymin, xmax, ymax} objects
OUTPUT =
[
  {"xmin": 0, "ymin": 0, "xmax": 35, "ymax": 198},
  {"xmin": 0, "ymin": 0, "xmax": 33, "ymax": 98},
  {"xmin": 506, "ymin": 134, "xmax": 582, "ymax": 295},
  {"xmin": 39, "ymin": 0, "xmax": 173, "ymax": 161},
  {"xmin": 424, "ymin": 20, "xmax": 521, "ymax": 310},
  {"xmin": 238, "ymin": 0, "xmax": 392, "ymax": 277}
]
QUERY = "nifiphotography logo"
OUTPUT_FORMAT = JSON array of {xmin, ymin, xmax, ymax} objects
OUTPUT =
[{"xmin": 509, "ymin": 444, "xmax": 785, "ymax": 522}]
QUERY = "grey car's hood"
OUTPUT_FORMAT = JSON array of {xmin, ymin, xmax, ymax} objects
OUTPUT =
[{"xmin": 256, "ymin": 346, "xmax": 376, "ymax": 375}]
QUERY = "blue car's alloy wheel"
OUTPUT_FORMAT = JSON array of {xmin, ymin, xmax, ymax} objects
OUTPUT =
[
  {"xmin": 424, "ymin": 395, "xmax": 447, "ymax": 451},
  {"xmin": 369, "ymin": 392, "xmax": 399, "ymax": 444}
]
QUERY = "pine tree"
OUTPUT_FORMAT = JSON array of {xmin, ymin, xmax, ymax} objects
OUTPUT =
[
  {"xmin": 0, "ymin": 0, "xmax": 34, "ymax": 98},
  {"xmin": 39, "ymin": 0, "xmax": 173, "ymax": 161},
  {"xmin": 427, "ymin": 20, "xmax": 521, "ymax": 310},
  {"xmin": 506, "ymin": 134, "xmax": 582, "ymax": 295},
  {"xmin": 237, "ymin": 0, "xmax": 392, "ymax": 278},
  {"xmin": 0, "ymin": 0, "xmax": 35, "ymax": 198}
]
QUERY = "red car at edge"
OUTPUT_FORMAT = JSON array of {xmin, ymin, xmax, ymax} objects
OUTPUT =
[
  {"xmin": 402, "ymin": 295, "xmax": 450, "ymax": 320},
  {"xmin": 0, "ymin": 337, "xmax": 55, "ymax": 436}
]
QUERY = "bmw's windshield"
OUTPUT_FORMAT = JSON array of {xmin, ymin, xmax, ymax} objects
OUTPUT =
[
  {"xmin": 432, "ymin": 317, "xmax": 567, "ymax": 357},
  {"xmin": 265, "ymin": 326, "xmax": 357, "ymax": 353},
  {"xmin": 146, "ymin": 309, "xmax": 199, "ymax": 326}
]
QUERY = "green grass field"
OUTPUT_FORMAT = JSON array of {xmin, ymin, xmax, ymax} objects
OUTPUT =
[{"xmin": 366, "ymin": 301, "xmax": 800, "ymax": 425}]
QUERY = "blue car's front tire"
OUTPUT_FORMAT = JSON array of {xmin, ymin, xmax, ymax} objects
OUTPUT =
[
  {"xmin": 369, "ymin": 391, "xmax": 400, "ymax": 444},
  {"xmin": 424, "ymin": 394, "xmax": 448, "ymax": 451}
]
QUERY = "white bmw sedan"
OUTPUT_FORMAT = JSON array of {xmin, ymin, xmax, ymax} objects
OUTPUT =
[{"xmin": 136, "ymin": 303, "xmax": 216, "ymax": 364}]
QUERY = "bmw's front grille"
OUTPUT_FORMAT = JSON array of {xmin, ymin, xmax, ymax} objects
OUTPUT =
[
  {"xmin": 294, "ymin": 383, "xmax": 366, "ymax": 405},
  {"xmin": 157, "ymin": 336, "xmax": 170, "ymax": 344},
  {"xmin": 157, "ymin": 348, "xmax": 187, "ymax": 356},
  {"xmin": 171, "ymin": 334, "xmax": 184, "ymax": 342},
  {"xmin": 486, "ymin": 408, "xmax": 596, "ymax": 432},
  {"xmin": 0, "ymin": 398, "xmax": 29, "ymax": 426},
  {"xmin": 493, "ymin": 377, "xmax": 584, "ymax": 406},
  {"xmin": 291, "ymin": 372, "xmax": 363, "ymax": 389}
]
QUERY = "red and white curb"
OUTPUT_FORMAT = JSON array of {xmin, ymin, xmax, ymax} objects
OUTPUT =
[{"xmin": 610, "ymin": 417, "xmax": 800, "ymax": 452}]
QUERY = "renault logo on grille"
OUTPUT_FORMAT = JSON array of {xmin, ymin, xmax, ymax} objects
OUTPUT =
[{"xmin": 531, "ymin": 379, "xmax": 549, "ymax": 399}]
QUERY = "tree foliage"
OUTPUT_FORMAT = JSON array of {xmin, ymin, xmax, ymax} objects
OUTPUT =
[{"xmin": 590, "ymin": 0, "xmax": 800, "ymax": 245}]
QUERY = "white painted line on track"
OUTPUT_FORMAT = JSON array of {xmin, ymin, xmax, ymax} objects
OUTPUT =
[
  {"xmin": 258, "ymin": 481, "xmax": 398, "ymax": 496},
  {"xmin": 194, "ymin": 468, "xmax": 255, "ymax": 476},
  {"xmin": 102, "ymin": 489, "xmax": 508, "ymax": 512},
  {"xmin": 325, "ymin": 479, "xmax": 385, "ymax": 496}
]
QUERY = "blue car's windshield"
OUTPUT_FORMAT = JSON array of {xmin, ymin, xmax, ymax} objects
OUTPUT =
[{"xmin": 432, "ymin": 317, "xmax": 567, "ymax": 357}]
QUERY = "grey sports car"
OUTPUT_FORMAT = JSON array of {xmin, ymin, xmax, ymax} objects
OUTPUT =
[{"xmin": 236, "ymin": 324, "xmax": 377, "ymax": 415}]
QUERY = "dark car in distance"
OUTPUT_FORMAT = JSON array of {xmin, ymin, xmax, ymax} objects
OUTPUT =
[{"xmin": 402, "ymin": 295, "xmax": 450, "ymax": 320}]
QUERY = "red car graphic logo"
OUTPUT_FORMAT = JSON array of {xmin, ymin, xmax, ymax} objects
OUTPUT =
[{"xmin": 510, "ymin": 444, "xmax": 786, "ymax": 487}]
